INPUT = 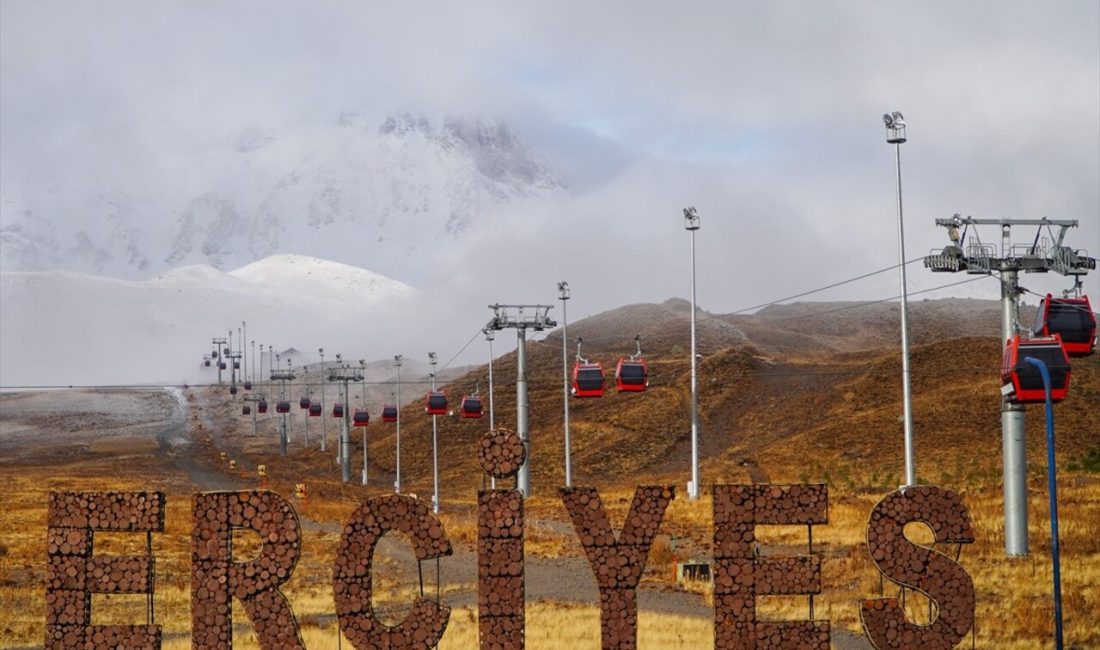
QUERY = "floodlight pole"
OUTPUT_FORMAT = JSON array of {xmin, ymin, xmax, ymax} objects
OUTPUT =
[
  {"xmin": 486, "ymin": 304, "xmax": 557, "ymax": 498},
  {"xmin": 318, "ymin": 348, "xmax": 327, "ymax": 453},
  {"xmin": 429, "ymin": 352, "xmax": 440, "ymax": 513},
  {"xmin": 484, "ymin": 329, "xmax": 497, "ymax": 490},
  {"xmin": 684, "ymin": 208, "xmax": 701, "ymax": 500},
  {"xmin": 559, "ymin": 281, "xmax": 573, "ymax": 487},
  {"xmin": 394, "ymin": 354, "xmax": 403, "ymax": 493},
  {"xmin": 360, "ymin": 360, "xmax": 368, "ymax": 486},
  {"xmin": 884, "ymin": 111, "xmax": 917, "ymax": 488}
]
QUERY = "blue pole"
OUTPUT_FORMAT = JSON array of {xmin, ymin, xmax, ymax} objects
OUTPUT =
[{"xmin": 1024, "ymin": 356, "xmax": 1064, "ymax": 649}]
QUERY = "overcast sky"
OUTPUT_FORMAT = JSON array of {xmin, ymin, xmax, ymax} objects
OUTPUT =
[{"xmin": 2, "ymin": 1, "xmax": 1098, "ymax": 331}]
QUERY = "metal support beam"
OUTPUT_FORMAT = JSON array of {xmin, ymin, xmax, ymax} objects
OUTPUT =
[{"xmin": 486, "ymin": 304, "xmax": 556, "ymax": 498}]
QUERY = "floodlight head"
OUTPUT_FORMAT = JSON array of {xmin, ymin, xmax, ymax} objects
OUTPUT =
[
  {"xmin": 683, "ymin": 206, "xmax": 701, "ymax": 230},
  {"xmin": 884, "ymin": 109, "xmax": 907, "ymax": 144},
  {"xmin": 429, "ymin": 351, "xmax": 438, "ymax": 364},
  {"xmin": 558, "ymin": 281, "xmax": 570, "ymax": 299}
]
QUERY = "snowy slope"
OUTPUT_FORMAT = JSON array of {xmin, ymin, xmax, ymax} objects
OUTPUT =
[
  {"xmin": 0, "ymin": 255, "xmax": 419, "ymax": 387},
  {"xmin": 0, "ymin": 114, "xmax": 564, "ymax": 284}
]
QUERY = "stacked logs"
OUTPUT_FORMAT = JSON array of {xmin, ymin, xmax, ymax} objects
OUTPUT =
[
  {"xmin": 477, "ymin": 428, "xmax": 526, "ymax": 650},
  {"xmin": 860, "ymin": 486, "xmax": 975, "ymax": 650},
  {"xmin": 712, "ymin": 484, "xmax": 829, "ymax": 650},
  {"xmin": 560, "ymin": 485, "xmax": 674, "ymax": 650},
  {"xmin": 334, "ymin": 494, "xmax": 452, "ymax": 649},
  {"xmin": 45, "ymin": 491, "xmax": 164, "ymax": 650},
  {"xmin": 191, "ymin": 491, "xmax": 304, "ymax": 650},
  {"xmin": 478, "ymin": 428, "xmax": 527, "ymax": 480}
]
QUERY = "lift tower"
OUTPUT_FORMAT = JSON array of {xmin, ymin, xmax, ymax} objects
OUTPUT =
[
  {"xmin": 924, "ymin": 215, "xmax": 1096, "ymax": 556},
  {"xmin": 270, "ymin": 360, "xmax": 296, "ymax": 456},
  {"xmin": 486, "ymin": 304, "xmax": 557, "ymax": 498},
  {"xmin": 328, "ymin": 361, "xmax": 363, "ymax": 484}
]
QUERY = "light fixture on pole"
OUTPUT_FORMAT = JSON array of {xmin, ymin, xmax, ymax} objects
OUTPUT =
[
  {"xmin": 429, "ymin": 351, "xmax": 440, "ymax": 514},
  {"xmin": 683, "ymin": 206, "xmax": 701, "ymax": 500},
  {"xmin": 558, "ymin": 281, "xmax": 573, "ymax": 488},
  {"xmin": 883, "ymin": 110, "xmax": 917, "ymax": 488}
]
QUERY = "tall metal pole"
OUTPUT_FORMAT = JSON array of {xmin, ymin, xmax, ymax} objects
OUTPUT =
[
  {"xmin": 251, "ymin": 340, "xmax": 255, "ymax": 385},
  {"xmin": 429, "ymin": 352, "xmax": 440, "ymax": 514},
  {"xmin": 516, "ymin": 327, "xmax": 531, "ymax": 497},
  {"xmin": 559, "ymin": 281, "xmax": 572, "ymax": 488},
  {"xmin": 889, "ymin": 123, "xmax": 917, "ymax": 489},
  {"xmin": 394, "ymin": 354, "xmax": 403, "ymax": 494},
  {"xmin": 242, "ymin": 322, "xmax": 247, "ymax": 383},
  {"xmin": 1002, "ymin": 265, "xmax": 1028, "ymax": 556},
  {"xmin": 318, "ymin": 348, "xmax": 327, "ymax": 453},
  {"xmin": 485, "ymin": 329, "xmax": 497, "ymax": 490},
  {"xmin": 361, "ymin": 360, "xmax": 368, "ymax": 486},
  {"xmin": 684, "ymin": 207, "xmax": 701, "ymax": 500},
  {"xmin": 259, "ymin": 344, "xmax": 264, "ymax": 396}
]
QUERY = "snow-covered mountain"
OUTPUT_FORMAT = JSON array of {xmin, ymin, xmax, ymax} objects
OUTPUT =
[
  {"xmin": 0, "ymin": 114, "xmax": 564, "ymax": 285},
  {"xmin": 0, "ymin": 254, "xmax": 422, "ymax": 387}
]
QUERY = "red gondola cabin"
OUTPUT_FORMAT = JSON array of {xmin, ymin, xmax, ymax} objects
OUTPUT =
[
  {"xmin": 309, "ymin": 403, "xmax": 322, "ymax": 417},
  {"xmin": 615, "ymin": 358, "xmax": 649, "ymax": 392},
  {"xmin": 460, "ymin": 395, "xmax": 483, "ymax": 418},
  {"xmin": 276, "ymin": 401, "xmax": 291, "ymax": 414},
  {"xmin": 381, "ymin": 404, "xmax": 398, "ymax": 423},
  {"xmin": 572, "ymin": 362, "xmax": 605, "ymax": 398},
  {"xmin": 425, "ymin": 391, "xmax": 448, "ymax": 415},
  {"xmin": 243, "ymin": 381, "xmax": 252, "ymax": 391},
  {"xmin": 300, "ymin": 397, "xmax": 311, "ymax": 409},
  {"xmin": 353, "ymin": 409, "xmax": 370, "ymax": 427},
  {"xmin": 1001, "ymin": 334, "xmax": 1071, "ymax": 404},
  {"xmin": 332, "ymin": 403, "xmax": 344, "ymax": 418},
  {"xmin": 242, "ymin": 405, "xmax": 251, "ymax": 415},
  {"xmin": 258, "ymin": 399, "xmax": 268, "ymax": 414},
  {"xmin": 229, "ymin": 385, "xmax": 238, "ymax": 395},
  {"xmin": 1033, "ymin": 294, "xmax": 1096, "ymax": 357}
]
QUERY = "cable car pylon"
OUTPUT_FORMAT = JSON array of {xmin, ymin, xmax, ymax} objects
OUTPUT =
[{"xmin": 924, "ymin": 214, "xmax": 1096, "ymax": 557}]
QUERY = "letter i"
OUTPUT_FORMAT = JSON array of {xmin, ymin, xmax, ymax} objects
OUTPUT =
[{"xmin": 476, "ymin": 429, "xmax": 527, "ymax": 650}]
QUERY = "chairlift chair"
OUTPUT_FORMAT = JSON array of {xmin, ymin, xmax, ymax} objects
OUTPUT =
[
  {"xmin": 425, "ymin": 390, "xmax": 448, "ymax": 415},
  {"xmin": 381, "ymin": 404, "xmax": 398, "ymax": 423},
  {"xmin": 353, "ymin": 409, "xmax": 370, "ymax": 427},
  {"xmin": 309, "ymin": 403, "xmax": 322, "ymax": 417},
  {"xmin": 1033, "ymin": 293, "xmax": 1096, "ymax": 357},
  {"xmin": 571, "ymin": 338, "xmax": 605, "ymax": 398},
  {"xmin": 615, "ymin": 335, "xmax": 650, "ymax": 392},
  {"xmin": 1001, "ymin": 334, "xmax": 1071, "ymax": 404}
]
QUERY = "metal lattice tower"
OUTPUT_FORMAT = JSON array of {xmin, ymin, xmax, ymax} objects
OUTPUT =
[
  {"xmin": 486, "ymin": 304, "xmax": 557, "ymax": 498},
  {"xmin": 924, "ymin": 215, "xmax": 1096, "ymax": 557}
]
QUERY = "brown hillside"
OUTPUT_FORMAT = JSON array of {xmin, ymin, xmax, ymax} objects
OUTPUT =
[{"xmin": 354, "ymin": 298, "xmax": 1098, "ymax": 499}]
